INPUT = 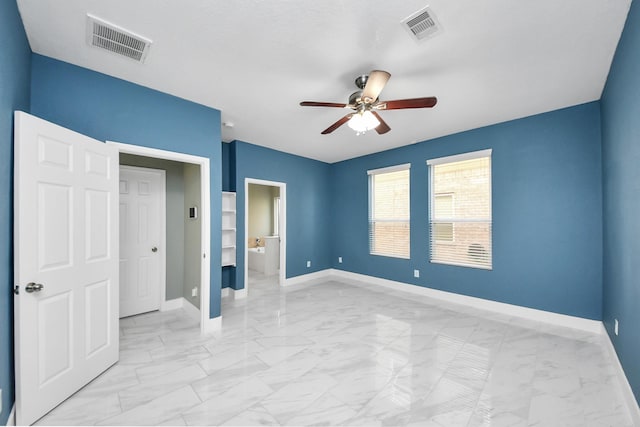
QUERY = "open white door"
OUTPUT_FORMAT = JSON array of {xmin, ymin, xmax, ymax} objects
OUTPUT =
[{"xmin": 13, "ymin": 112, "xmax": 119, "ymax": 425}]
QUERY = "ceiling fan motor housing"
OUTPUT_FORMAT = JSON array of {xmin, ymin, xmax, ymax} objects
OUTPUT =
[
  {"xmin": 349, "ymin": 91, "xmax": 363, "ymax": 106},
  {"xmin": 354, "ymin": 74, "xmax": 369, "ymax": 89}
]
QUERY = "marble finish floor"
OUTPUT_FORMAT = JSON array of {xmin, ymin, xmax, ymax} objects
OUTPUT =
[{"xmin": 35, "ymin": 274, "xmax": 634, "ymax": 426}]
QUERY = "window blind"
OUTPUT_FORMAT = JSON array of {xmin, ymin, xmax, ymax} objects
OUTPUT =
[
  {"xmin": 368, "ymin": 164, "xmax": 410, "ymax": 258},
  {"xmin": 427, "ymin": 151, "xmax": 492, "ymax": 269}
]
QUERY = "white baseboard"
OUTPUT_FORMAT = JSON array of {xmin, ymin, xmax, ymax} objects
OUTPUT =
[
  {"xmin": 284, "ymin": 269, "xmax": 333, "ymax": 287},
  {"xmin": 182, "ymin": 298, "xmax": 201, "ymax": 320},
  {"xmin": 601, "ymin": 324, "xmax": 640, "ymax": 425},
  {"xmin": 6, "ymin": 404, "xmax": 15, "ymax": 426},
  {"xmin": 160, "ymin": 297, "xmax": 184, "ymax": 311},
  {"xmin": 221, "ymin": 287, "xmax": 247, "ymax": 299},
  {"xmin": 202, "ymin": 316, "xmax": 222, "ymax": 334},
  {"xmin": 329, "ymin": 269, "xmax": 603, "ymax": 334}
]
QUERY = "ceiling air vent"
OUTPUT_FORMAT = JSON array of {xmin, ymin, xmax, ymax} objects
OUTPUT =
[
  {"xmin": 401, "ymin": 6, "xmax": 442, "ymax": 41},
  {"xmin": 86, "ymin": 14, "xmax": 152, "ymax": 63}
]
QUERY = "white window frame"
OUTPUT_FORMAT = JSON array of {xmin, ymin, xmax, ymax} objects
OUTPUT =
[
  {"xmin": 427, "ymin": 149, "xmax": 492, "ymax": 270},
  {"xmin": 367, "ymin": 163, "xmax": 411, "ymax": 259}
]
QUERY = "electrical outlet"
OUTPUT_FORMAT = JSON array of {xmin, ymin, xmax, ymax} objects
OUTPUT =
[
  {"xmin": 306, "ymin": 260, "xmax": 311, "ymax": 268},
  {"xmin": 414, "ymin": 269, "xmax": 420, "ymax": 278},
  {"xmin": 614, "ymin": 318, "xmax": 619, "ymax": 336},
  {"xmin": 338, "ymin": 257, "xmax": 343, "ymax": 263},
  {"xmin": 192, "ymin": 287, "xmax": 198, "ymax": 298}
]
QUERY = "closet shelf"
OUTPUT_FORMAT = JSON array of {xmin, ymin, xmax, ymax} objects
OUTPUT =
[{"xmin": 222, "ymin": 191, "xmax": 237, "ymax": 267}]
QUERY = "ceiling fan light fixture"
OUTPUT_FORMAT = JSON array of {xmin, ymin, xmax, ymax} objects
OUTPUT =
[{"xmin": 348, "ymin": 110, "xmax": 380, "ymax": 135}]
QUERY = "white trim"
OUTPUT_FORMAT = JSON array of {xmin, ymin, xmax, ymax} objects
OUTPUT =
[
  {"xmin": 160, "ymin": 297, "xmax": 184, "ymax": 311},
  {"xmin": 284, "ymin": 269, "xmax": 333, "ymax": 287},
  {"xmin": 108, "ymin": 142, "xmax": 209, "ymax": 164},
  {"xmin": 244, "ymin": 178, "xmax": 287, "ymax": 294},
  {"xmin": 221, "ymin": 287, "xmax": 247, "ymax": 299},
  {"xmin": 328, "ymin": 269, "xmax": 603, "ymax": 334},
  {"xmin": 234, "ymin": 288, "xmax": 248, "ymax": 299},
  {"xmin": 107, "ymin": 141, "xmax": 212, "ymax": 334},
  {"xmin": 367, "ymin": 162, "xmax": 411, "ymax": 175},
  {"xmin": 430, "ymin": 259, "xmax": 493, "ymax": 270},
  {"xmin": 6, "ymin": 404, "xmax": 15, "ymax": 426},
  {"xmin": 601, "ymin": 325, "xmax": 640, "ymax": 425},
  {"xmin": 182, "ymin": 298, "xmax": 200, "ymax": 320},
  {"xmin": 426, "ymin": 148, "xmax": 492, "ymax": 166},
  {"xmin": 202, "ymin": 316, "xmax": 222, "ymax": 334}
]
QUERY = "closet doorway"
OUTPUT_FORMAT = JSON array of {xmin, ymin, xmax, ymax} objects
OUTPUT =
[
  {"xmin": 244, "ymin": 178, "xmax": 286, "ymax": 293},
  {"xmin": 108, "ymin": 141, "xmax": 212, "ymax": 333}
]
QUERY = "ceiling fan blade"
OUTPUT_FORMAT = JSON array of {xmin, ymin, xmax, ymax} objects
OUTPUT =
[
  {"xmin": 361, "ymin": 70, "xmax": 391, "ymax": 104},
  {"xmin": 371, "ymin": 111, "xmax": 391, "ymax": 134},
  {"xmin": 377, "ymin": 97, "xmax": 437, "ymax": 110},
  {"xmin": 321, "ymin": 113, "xmax": 354, "ymax": 134},
  {"xmin": 300, "ymin": 101, "xmax": 348, "ymax": 108}
]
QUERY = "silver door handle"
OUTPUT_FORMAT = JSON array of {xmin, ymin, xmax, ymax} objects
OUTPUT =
[
  {"xmin": 151, "ymin": 247, "xmax": 158, "ymax": 253},
  {"xmin": 25, "ymin": 282, "xmax": 44, "ymax": 293}
]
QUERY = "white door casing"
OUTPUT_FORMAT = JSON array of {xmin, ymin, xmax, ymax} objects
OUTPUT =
[
  {"xmin": 244, "ymin": 178, "xmax": 287, "ymax": 295},
  {"xmin": 13, "ymin": 112, "xmax": 119, "ymax": 425},
  {"xmin": 106, "ymin": 141, "xmax": 214, "ymax": 333},
  {"xmin": 119, "ymin": 166, "xmax": 165, "ymax": 318}
]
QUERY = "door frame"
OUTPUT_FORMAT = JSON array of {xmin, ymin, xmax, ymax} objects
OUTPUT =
[
  {"xmin": 107, "ymin": 141, "xmax": 212, "ymax": 333},
  {"xmin": 119, "ymin": 165, "xmax": 167, "ymax": 317},
  {"xmin": 244, "ymin": 178, "xmax": 286, "ymax": 293}
]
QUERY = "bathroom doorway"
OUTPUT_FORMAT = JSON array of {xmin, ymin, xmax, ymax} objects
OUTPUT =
[{"xmin": 244, "ymin": 178, "xmax": 286, "ymax": 293}]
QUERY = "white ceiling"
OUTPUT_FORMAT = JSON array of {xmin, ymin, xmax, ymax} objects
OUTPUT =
[{"xmin": 17, "ymin": 0, "xmax": 631, "ymax": 163}]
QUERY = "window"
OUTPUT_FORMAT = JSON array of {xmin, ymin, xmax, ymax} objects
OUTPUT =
[
  {"xmin": 433, "ymin": 193, "xmax": 454, "ymax": 242},
  {"xmin": 368, "ymin": 164, "xmax": 410, "ymax": 258},
  {"xmin": 427, "ymin": 150, "xmax": 492, "ymax": 269}
]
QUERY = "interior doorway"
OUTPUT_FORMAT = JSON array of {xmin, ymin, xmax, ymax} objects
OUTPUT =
[
  {"xmin": 107, "ymin": 141, "xmax": 212, "ymax": 333},
  {"xmin": 244, "ymin": 178, "xmax": 286, "ymax": 294}
]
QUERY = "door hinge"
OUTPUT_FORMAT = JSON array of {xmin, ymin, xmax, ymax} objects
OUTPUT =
[{"xmin": 13, "ymin": 285, "xmax": 19, "ymax": 295}]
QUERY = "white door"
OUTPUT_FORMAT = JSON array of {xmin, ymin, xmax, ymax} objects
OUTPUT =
[
  {"xmin": 13, "ymin": 112, "xmax": 119, "ymax": 425},
  {"xmin": 119, "ymin": 166, "xmax": 164, "ymax": 318}
]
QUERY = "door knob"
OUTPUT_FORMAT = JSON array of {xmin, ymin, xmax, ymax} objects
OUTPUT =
[
  {"xmin": 25, "ymin": 282, "xmax": 44, "ymax": 293},
  {"xmin": 151, "ymin": 247, "xmax": 158, "ymax": 253}
]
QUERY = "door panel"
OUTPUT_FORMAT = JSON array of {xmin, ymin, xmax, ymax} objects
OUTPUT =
[
  {"xmin": 38, "ymin": 183, "xmax": 72, "ymax": 270},
  {"xmin": 14, "ymin": 112, "xmax": 119, "ymax": 426},
  {"xmin": 119, "ymin": 166, "xmax": 164, "ymax": 318},
  {"xmin": 37, "ymin": 292, "xmax": 72, "ymax": 385},
  {"xmin": 85, "ymin": 279, "xmax": 111, "ymax": 357},
  {"xmin": 85, "ymin": 189, "xmax": 110, "ymax": 261}
]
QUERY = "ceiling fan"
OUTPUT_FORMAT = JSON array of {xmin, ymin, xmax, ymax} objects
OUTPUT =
[{"xmin": 300, "ymin": 70, "xmax": 437, "ymax": 135}]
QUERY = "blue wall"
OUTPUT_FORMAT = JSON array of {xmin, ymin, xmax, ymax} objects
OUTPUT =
[
  {"xmin": 332, "ymin": 102, "xmax": 603, "ymax": 319},
  {"xmin": 0, "ymin": 0, "xmax": 31, "ymax": 422},
  {"xmin": 601, "ymin": 0, "xmax": 640, "ymax": 404},
  {"xmin": 29, "ymin": 55, "xmax": 223, "ymax": 318},
  {"xmin": 231, "ymin": 141, "xmax": 332, "ymax": 290}
]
